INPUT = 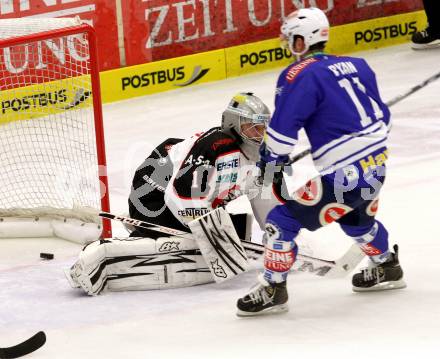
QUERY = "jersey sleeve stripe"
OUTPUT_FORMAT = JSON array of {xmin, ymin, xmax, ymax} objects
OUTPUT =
[
  {"xmin": 266, "ymin": 127, "xmax": 298, "ymax": 145},
  {"xmin": 316, "ymin": 137, "xmax": 388, "ymax": 175},
  {"xmin": 265, "ymin": 134, "xmax": 296, "ymax": 155},
  {"xmin": 312, "ymin": 121, "xmax": 386, "ymax": 159}
]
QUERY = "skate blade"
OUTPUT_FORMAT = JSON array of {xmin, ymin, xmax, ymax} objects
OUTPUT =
[
  {"xmin": 352, "ymin": 279, "xmax": 407, "ymax": 292},
  {"xmin": 411, "ymin": 40, "xmax": 440, "ymax": 50},
  {"xmin": 236, "ymin": 304, "xmax": 289, "ymax": 317}
]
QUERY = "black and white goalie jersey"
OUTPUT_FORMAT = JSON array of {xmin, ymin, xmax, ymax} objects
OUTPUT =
[{"xmin": 129, "ymin": 127, "xmax": 258, "ymax": 232}]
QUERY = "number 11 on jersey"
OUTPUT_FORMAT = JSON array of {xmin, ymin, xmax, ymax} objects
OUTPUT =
[{"xmin": 338, "ymin": 77, "xmax": 384, "ymax": 128}]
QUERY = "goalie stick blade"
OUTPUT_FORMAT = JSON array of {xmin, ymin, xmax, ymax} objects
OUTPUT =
[
  {"xmin": 293, "ymin": 244, "xmax": 365, "ymax": 278},
  {"xmin": 0, "ymin": 331, "xmax": 46, "ymax": 359},
  {"xmin": 241, "ymin": 241, "xmax": 365, "ymax": 278}
]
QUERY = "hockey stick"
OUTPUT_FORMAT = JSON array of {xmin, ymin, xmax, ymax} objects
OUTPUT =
[
  {"xmin": 99, "ymin": 212, "xmax": 191, "ymax": 238},
  {"xmin": 0, "ymin": 331, "xmax": 46, "ymax": 359},
  {"xmin": 99, "ymin": 211, "xmax": 363, "ymax": 277},
  {"xmin": 285, "ymin": 70, "xmax": 440, "ymax": 166},
  {"xmin": 241, "ymin": 240, "xmax": 364, "ymax": 278},
  {"xmin": 286, "ymin": 148, "xmax": 311, "ymax": 165},
  {"xmin": 386, "ymin": 69, "xmax": 440, "ymax": 107}
]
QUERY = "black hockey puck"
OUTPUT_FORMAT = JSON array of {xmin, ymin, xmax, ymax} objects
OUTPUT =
[{"xmin": 40, "ymin": 253, "xmax": 54, "ymax": 260}]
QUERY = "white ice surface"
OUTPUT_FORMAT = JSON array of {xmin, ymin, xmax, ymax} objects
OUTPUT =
[{"xmin": 1, "ymin": 43, "xmax": 440, "ymax": 358}]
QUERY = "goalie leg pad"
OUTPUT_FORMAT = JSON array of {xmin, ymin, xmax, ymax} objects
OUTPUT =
[
  {"xmin": 66, "ymin": 236, "xmax": 213, "ymax": 295},
  {"xmin": 66, "ymin": 240, "xmax": 107, "ymax": 295},
  {"xmin": 106, "ymin": 237, "xmax": 213, "ymax": 291}
]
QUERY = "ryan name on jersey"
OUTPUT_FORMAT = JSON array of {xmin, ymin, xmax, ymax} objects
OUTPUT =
[{"xmin": 327, "ymin": 61, "xmax": 358, "ymax": 77}]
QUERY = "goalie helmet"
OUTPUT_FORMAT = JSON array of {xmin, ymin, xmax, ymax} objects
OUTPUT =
[
  {"xmin": 221, "ymin": 92, "xmax": 270, "ymax": 161},
  {"xmin": 280, "ymin": 7, "xmax": 329, "ymax": 56}
]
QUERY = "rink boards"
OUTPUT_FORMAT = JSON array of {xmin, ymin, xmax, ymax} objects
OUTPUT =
[
  {"xmin": 0, "ymin": 10, "xmax": 427, "ymax": 117},
  {"xmin": 99, "ymin": 10, "xmax": 427, "ymax": 103}
]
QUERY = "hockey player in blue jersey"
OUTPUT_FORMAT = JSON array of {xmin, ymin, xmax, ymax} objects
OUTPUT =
[{"xmin": 237, "ymin": 7, "xmax": 406, "ymax": 316}]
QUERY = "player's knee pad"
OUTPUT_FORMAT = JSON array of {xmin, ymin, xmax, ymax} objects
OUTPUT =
[
  {"xmin": 340, "ymin": 220, "xmax": 389, "ymax": 263},
  {"xmin": 265, "ymin": 205, "xmax": 302, "ymax": 243}
]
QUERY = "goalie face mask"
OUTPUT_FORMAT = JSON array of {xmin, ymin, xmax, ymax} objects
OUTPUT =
[{"xmin": 221, "ymin": 92, "xmax": 270, "ymax": 160}]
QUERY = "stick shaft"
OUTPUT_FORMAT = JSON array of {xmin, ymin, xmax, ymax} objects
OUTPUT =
[
  {"xmin": 386, "ymin": 70, "xmax": 440, "ymax": 107},
  {"xmin": 100, "ymin": 211, "xmax": 357, "ymax": 274},
  {"xmin": 99, "ymin": 212, "xmax": 191, "ymax": 238}
]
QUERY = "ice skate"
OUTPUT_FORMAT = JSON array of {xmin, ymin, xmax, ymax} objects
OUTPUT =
[
  {"xmin": 411, "ymin": 28, "xmax": 440, "ymax": 49},
  {"xmin": 352, "ymin": 244, "xmax": 406, "ymax": 292},
  {"xmin": 237, "ymin": 275, "xmax": 288, "ymax": 317}
]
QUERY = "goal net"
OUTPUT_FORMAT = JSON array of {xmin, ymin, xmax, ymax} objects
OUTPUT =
[{"xmin": 0, "ymin": 18, "xmax": 111, "ymax": 240}]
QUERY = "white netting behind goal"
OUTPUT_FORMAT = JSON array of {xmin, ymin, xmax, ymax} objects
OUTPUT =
[
  {"xmin": 0, "ymin": 18, "xmax": 109, "ymax": 232},
  {"xmin": 0, "ymin": 18, "xmax": 82, "ymax": 39}
]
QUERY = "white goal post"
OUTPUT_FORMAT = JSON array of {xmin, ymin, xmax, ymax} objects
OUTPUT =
[{"xmin": 0, "ymin": 17, "xmax": 111, "ymax": 241}]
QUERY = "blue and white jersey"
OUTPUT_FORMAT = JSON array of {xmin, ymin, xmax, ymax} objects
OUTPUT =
[{"xmin": 265, "ymin": 54, "xmax": 391, "ymax": 175}]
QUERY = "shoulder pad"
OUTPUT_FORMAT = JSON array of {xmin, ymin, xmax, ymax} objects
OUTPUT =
[
  {"xmin": 179, "ymin": 129, "xmax": 239, "ymax": 171},
  {"xmin": 210, "ymin": 136, "xmax": 236, "ymax": 152},
  {"xmin": 285, "ymin": 57, "xmax": 318, "ymax": 83},
  {"xmin": 197, "ymin": 128, "xmax": 239, "ymax": 155}
]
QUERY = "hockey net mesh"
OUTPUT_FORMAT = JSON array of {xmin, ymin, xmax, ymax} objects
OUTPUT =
[{"xmin": 0, "ymin": 18, "xmax": 104, "ymax": 224}]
